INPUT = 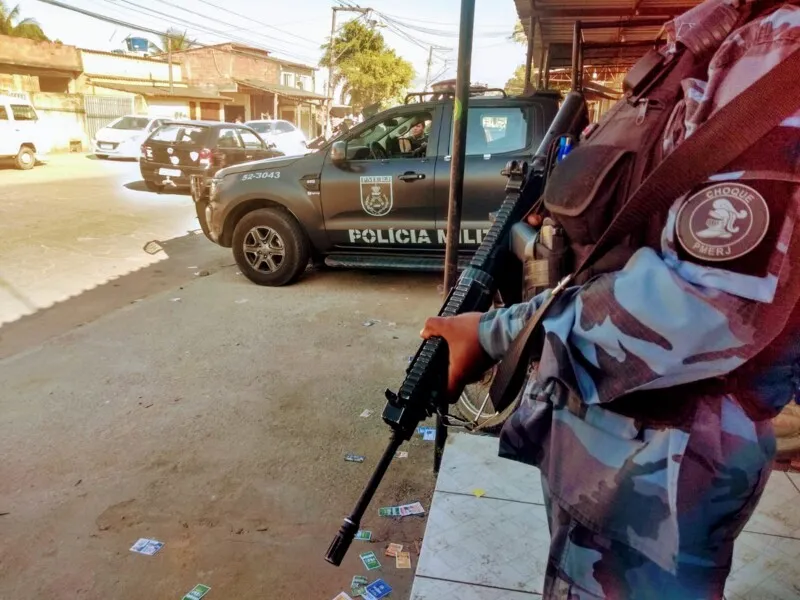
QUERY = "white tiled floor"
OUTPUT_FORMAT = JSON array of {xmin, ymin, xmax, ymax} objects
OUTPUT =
[{"xmin": 411, "ymin": 433, "xmax": 800, "ymax": 600}]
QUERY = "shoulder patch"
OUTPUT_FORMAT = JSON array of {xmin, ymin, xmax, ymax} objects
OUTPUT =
[{"xmin": 675, "ymin": 182, "xmax": 769, "ymax": 262}]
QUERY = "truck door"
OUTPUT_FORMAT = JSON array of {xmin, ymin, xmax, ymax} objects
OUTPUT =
[
  {"xmin": 433, "ymin": 102, "xmax": 544, "ymax": 249},
  {"xmin": 319, "ymin": 105, "xmax": 444, "ymax": 250}
]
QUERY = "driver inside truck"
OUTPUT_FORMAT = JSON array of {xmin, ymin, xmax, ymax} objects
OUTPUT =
[{"xmin": 400, "ymin": 113, "xmax": 431, "ymax": 157}]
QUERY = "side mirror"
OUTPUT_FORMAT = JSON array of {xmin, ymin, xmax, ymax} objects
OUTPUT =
[{"xmin": 331, "ymin": 140, "xmax": 347, "ymax": 162}]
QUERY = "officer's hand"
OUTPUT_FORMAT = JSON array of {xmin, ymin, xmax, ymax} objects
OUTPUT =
[{"xmin": 420, "ymin": 312, "xmax": 492, "ymax": 401}]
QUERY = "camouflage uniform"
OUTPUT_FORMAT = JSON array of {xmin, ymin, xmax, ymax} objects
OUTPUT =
[{"xmin": 477, "ymin": 1, "xmax": 800, "ymax": 597}]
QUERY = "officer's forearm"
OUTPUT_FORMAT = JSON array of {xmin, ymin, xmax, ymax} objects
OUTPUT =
[{"xmin": 477, "ymin": 289, "xmax": 554, "ymax": 362}]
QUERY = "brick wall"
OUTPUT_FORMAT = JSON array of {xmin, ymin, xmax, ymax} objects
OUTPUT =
[
  {"xmin": 0, "ymin": 34, "xmax": 81, "ymax": 71},
  {"xmin": 173, "ymin": 45, "xmax": 281, "ymax": 89}
]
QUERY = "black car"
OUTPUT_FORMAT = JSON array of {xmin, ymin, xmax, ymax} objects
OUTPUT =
[
  {"xmin": 139, "ymin": 120, "xmax": 283, "ymax": 193},
  {"xmin": 192, "ymin": 90, "xmax": 560, "ymax": 286}
]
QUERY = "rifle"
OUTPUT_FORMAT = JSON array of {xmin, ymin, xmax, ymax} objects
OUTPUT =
[{"xmin": 325, "ymin": 91, "xmax": 588, "ymax": 567}]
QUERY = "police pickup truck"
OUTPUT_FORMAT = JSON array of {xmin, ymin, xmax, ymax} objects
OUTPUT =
[{"xmin": 192, "ymin": 89, "xmax": 560, "ymax": 286}]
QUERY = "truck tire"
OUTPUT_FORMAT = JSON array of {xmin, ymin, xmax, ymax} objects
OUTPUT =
[
  {"xmin": 15, "ymin": 147, "xmax": 35, "ymax": 170},
  {"xmin": 232, "ymin": 207, "xmax": 310, "ymax": 287}
]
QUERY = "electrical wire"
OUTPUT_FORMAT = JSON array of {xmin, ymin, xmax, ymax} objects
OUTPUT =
[
  {"xmin": 103, "ymin": 0, "xmax": 319, "ymax": 61},
  {"xmin": 36, "ymin": 0, "xmax": 319, "ymax": 68}
]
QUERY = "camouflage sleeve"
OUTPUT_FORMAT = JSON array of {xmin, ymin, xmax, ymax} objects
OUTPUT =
[{"xmin": 477, "ymin": 290, "xmax": 553, "ymax": 362}]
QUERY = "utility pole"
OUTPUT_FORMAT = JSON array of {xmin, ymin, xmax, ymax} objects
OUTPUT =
[
  {"xmin": 424, "ymin": 46, "xmax": 433, "ymax": 91},
  {"xmin": 168, "ymin": 41, "xmax": 173, "ymax": 94},
  {"xmin": 324, "ymin": 4, "xmax": 371, "ymax": 139}
]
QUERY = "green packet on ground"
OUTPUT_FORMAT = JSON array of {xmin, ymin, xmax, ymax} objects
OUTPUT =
[{"xmin": 182, "ymin": 584, "xmax": 210, "ymax": 600}]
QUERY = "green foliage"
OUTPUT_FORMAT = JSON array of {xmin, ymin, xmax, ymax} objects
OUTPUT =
[
  {"xmin": 505, "ymin": 64, "xmax": 526, "ymax": 96},
  {"xmin": 320, "ymin": 19, "xmax": 415, "ymax": 112},
  {"xmin": 510, "ymin": 19, "xmax": 526, "ymax": 45},
  {"xmin": 0, "ymin": 1, "xmax": 48, "ymax": 41},
  {"xmin": 159, "ymin": 27, "xmax": 194, "ymax": 53}
]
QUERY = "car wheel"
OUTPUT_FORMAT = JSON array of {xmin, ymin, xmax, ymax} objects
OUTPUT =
[
  {"xmin": 14, "ymin": 147, "xmax": 35, "ymax": 170},
  {"xmin": 232, "ymin": 207, "xmax": 310, "ymax": 287},
  {"xmin": 144, "ymin": 180, "xmax": 161, "ymax": 192}
]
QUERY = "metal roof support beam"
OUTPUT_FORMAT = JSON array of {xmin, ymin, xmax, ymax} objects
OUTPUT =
[
  {"xmin": 543, "ymin": 44, "xmax": 552, "ymax": 88},
  {"xmin": 583, "ymin": 40, "xmax": 664, "ymax": 50},
  {"xmin": 571, "ymin": 20, "xmax": 583, "ymax": 92},
  {"xmin": 537, "ymin": 43, "xmax": 547, "ymax": 88},
  {"xmin": 535, "ymin": 6, "xmax": 687, "ymax": 18},
  {"xmin": 578, "ymin": 18, "xmax": 668, "ymax": 29},
  {"xmin": 524, "ymin": 15, "xmax": 537, "ymax": 93}
]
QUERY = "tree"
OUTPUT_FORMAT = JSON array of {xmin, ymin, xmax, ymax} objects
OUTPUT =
[
  {"xmin": 159, "ymin": 27, "xmax": 194, "ymax": 52},
  {"xmin": 0, "ymin": 1, "xmax": 48, "ymax": 41},
  {"xmin": 510, "ymin": 19, "xmax": 526, "ymax": 45},
  {"xmin": 320, "ymin": 19, "xmax": 414, "ymax": 112},
  {"xmin": 504, "ymin": 64, "xmax": 526, "ymax": 96}
]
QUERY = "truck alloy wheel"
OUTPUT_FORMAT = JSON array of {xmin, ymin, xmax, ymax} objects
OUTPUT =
[
  {"xmin": 243, "ymin": 226, "xmax": 285, "ymax": 273},
  {"xmin": 231, "ymin": 207, "xmax": 310, "ymax": 287}
]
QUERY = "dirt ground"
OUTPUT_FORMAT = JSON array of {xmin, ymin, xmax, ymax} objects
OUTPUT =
[{"xmin": 0, "ymin": 156, "xmax": 445, "ymax": 598}]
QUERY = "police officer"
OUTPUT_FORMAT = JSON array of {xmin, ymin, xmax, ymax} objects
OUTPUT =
[
  {"xmin": 422, "ymin": 0, "xmax": 800, "ymax": 597},
  {"xmin": 404, "ymin": 115, "xmax": 430, "ymax": 157}
]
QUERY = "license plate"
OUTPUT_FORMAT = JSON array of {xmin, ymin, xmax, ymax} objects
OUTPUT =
[
  {"xmin": 98, "ymin": 143, "xmax": 113, "ymax": 150},
  {"xmin": 158, "ymin": 168, "xmax": 182, "ymax": 177}
]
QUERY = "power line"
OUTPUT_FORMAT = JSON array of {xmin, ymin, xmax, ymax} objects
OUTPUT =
[
  {"xmin": 102, "ymin": 0, "xmax": 319, "ymax": 62},
  {"xmin": 36, "ymin": 0, "xmax": 319, "ymax": 68}
]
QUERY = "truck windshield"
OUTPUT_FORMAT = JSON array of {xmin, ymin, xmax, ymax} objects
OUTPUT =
[{"xmin": 109, "ymin": 116, "xmax": 150, "ymax": 130}]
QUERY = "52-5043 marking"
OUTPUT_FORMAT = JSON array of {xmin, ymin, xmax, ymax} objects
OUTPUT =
[{"xmin": 241, "ymin": 171, "xmax": 281, "ymax": 181}]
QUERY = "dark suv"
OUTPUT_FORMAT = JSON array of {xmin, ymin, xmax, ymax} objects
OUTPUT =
[
  {"xmin": 192, "ymin": 90, "xmax": 560, "ymax": 286},
  {"xmin": 139, "ymin": 120, "xmax": 283, "ymax": 193}
]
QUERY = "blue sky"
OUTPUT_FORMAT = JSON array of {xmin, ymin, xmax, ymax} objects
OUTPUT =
[{"xmin": 16, "ymin": 0, "xmax": 526, "ymax": 90}]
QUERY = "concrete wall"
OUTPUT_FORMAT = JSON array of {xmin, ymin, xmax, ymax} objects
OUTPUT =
[
  {"xmin": 80, "ymin": 50, "xmax": 180, "ymax": 83},
  {"xmin": 0, "ymin": 34, "xmax": 82, "ymax": 72},
  {"xmin": 30, "ymin": 92, "xmax": 87, "ymax": 151},
  {"xmin": 145, "ymin": 99, "xmax": 190, "ymax": 119}
]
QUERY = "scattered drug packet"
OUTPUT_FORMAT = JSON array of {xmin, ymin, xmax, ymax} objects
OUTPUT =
[
  {"xmin": 359, "ymin": 550, "xmax": 381, "ymax": 570},
  {"xmin": 395, "ymin": 451, "xmax": 408, "ymax": 459},
  {"xmin": 182, "ymin": 584, "xmax": 211, "ymax": 600},
  {"xmin": 352, "ymin": 586, "xmax": 367, "ymax": 597},
  {"xmin": 360, "ymin": 409, "xmax": 373, "ymax": 418},
  {"xmin": 384, "ymin": 543, "xmax": 403, "ymax": 557},
  {"xmin": 130, "ymin": 538, "xmax": 163, "ymax": 555},
  {"xmin": 351, "ymin": 575, "xmax": 368, "ymax": 586},
  {"xmin": 378, "ymin": 506, "xmax": 401, "ymax": 517},
  {"xmin": 365, "ymin": 579, "xmax": 393, "ymax": 599},
  {"xmin": 396, "ymin": 551, "xmax": 412, "ymax": 569},
  {"xmin": 354, "ymin": 530, "xmax": 372, "ymax": 541},
  {"xmin": 345, "ymin": 454, "xmax": 366, "ymax": 463},
  {"xmin": 473, "ymin": 488, "xmax": 487, "ymax": 498},
  {"xmin": 417, "ymin": 426, "xmax": 436, "ymax": 441},
  {"xmin": 331, "ymin": 593, "xmax": 353, "ymax": 600}
]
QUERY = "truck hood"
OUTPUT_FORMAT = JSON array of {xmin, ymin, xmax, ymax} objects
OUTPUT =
[{"xmin": 217, "ymin": 155, "xmax": 303, "ymax": 178}]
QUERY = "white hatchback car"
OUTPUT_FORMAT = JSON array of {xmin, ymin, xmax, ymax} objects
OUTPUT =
[
  {"xmin": 244, "ymin": 119, "xmax": 309, "ymax": 156},
  {"xmin": 93, "ymin": 115, "xmax": 171, "ymax": 159},
  {"xmin": 0, "ymin": 94, "xmax": 51, "ymax": 169}
]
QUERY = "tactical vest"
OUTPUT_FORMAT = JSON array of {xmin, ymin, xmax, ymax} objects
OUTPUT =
[{"xmin": 515, "ymin": 0, "xmax": 800, "ymax": 424}]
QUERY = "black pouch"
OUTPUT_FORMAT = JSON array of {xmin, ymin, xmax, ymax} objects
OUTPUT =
[{"xmin": 542, "ymin": 144, "xmax": 638, "ymax": 283}]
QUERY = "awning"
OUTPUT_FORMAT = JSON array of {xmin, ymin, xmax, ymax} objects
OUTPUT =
[
  {"xmin": 513, "ymin": 0, "xmax": 702, "ymax": 70},
  {"xmin": 88, "ymin": 80, "xmax": 232, "ymax": 102},
  {"xmin": 234, "ymin": 78, "xmax": 327, "ymax": 102}
]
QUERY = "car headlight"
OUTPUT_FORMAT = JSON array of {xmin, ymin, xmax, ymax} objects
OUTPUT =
[{"xmin": 209, "ymin": 176, "xmax": 223, "ymax": 199}]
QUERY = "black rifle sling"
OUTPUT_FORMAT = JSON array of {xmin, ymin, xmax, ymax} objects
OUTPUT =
[{"xmin": 488, "ymin": 45, "xmax": 800, "ymax": 413}]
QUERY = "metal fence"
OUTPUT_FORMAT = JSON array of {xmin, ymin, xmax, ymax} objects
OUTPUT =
[{"xmin": 83, "ymin": 95, "xmax": 145, "ymax": 140}]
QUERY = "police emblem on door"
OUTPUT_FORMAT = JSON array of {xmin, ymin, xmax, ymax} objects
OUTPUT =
[{"xmin": 360, "ymin": 176, "xmax": 393, "ymax": 217}]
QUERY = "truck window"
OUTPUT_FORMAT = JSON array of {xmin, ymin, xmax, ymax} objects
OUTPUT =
[
  {"xmin": 347, "ymin": 111, "xmax": 433, "ymax": 160},
  {"xmin": 456, "ymin": 107, "xmax": 531, "ymax": 156},
  {"xmin": 10, "ymin": 104, "xmax": 37, "ymax": 121}
]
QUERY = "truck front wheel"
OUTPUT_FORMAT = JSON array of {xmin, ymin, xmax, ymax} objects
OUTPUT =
[
  {"xmin": 15, "ymin": 147, "xmax": 36, "ymax": 170},
  {"xmin": 232, "ymin": 208, "xmax": 310, "ymax": 287}
]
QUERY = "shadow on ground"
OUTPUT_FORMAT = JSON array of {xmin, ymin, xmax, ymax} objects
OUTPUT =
[
  {"xmin": 0, "ymin": 231, "xmax": 232, "ymax": 359},
  {"xmin": 124, "ymin": 180, "xmax": 189, "ymax": 196}
]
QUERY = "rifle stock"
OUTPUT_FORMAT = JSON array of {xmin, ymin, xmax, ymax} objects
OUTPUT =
[{"xmin": 325, "ymin": 91, "xmax": 588, "ymax": 567}]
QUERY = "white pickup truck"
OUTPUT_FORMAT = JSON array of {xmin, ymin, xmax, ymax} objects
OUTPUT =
[{"xmin": 0, "ymin": 95, "xmax": 50, "ymax": 170}]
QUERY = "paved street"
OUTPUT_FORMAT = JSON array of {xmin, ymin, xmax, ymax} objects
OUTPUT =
[
  {"xmin": 0, "ymin": 154, "xmax": 442, "ymax": 598},
  {"xmin": 0, "ymin": 154, "xmax": 222, "ymax": 327}
]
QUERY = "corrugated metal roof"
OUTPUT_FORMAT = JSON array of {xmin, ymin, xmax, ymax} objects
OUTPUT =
[
  {"xmin": 87, "ymin": 80, "xmax": 232, "ymax": 101},
  {"xmin": 514, "ymin": 0, "xmax": 701, "ymax": 69}
]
